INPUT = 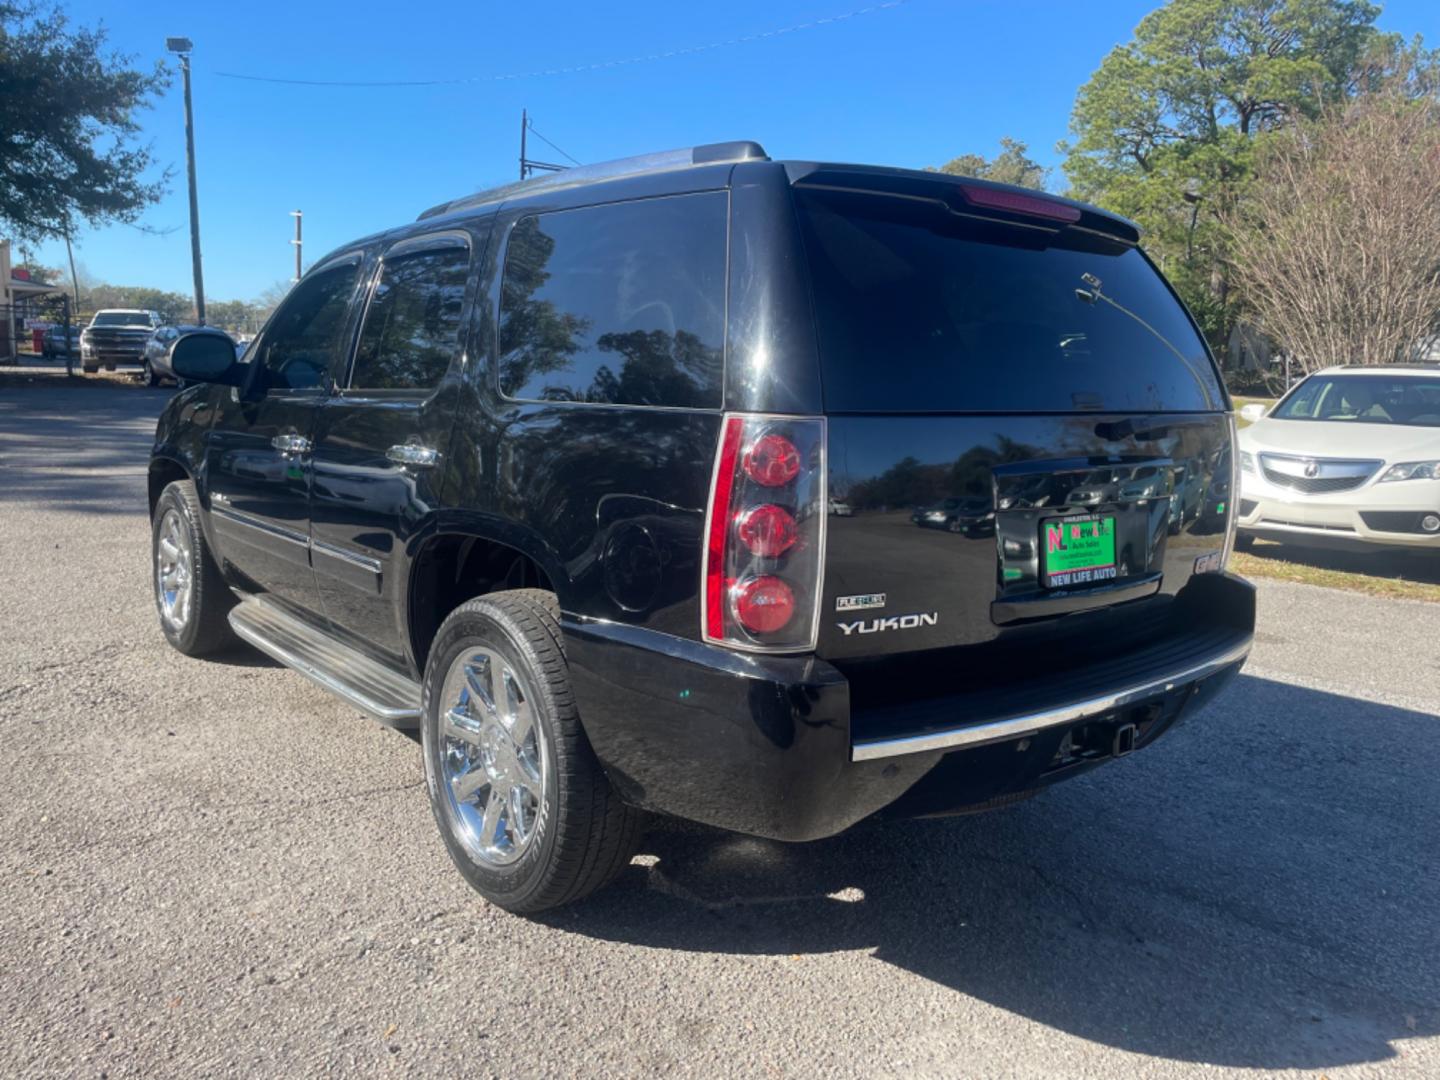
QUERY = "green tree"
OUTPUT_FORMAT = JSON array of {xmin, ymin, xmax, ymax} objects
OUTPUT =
[
  {"xmin": 930, "ymin": 137, "xmax": 1048, "ymax": 189},
  {"xmin": 86, "ymin": 283, "xmax": 191, "ymax": 323},
  {"xmin": 0, "ymin": 3, "xmax": 170, "ymax": 242},
  {"xmin": 1062, "ymin": 0, "xmax": 1386, "ymax": 349}
]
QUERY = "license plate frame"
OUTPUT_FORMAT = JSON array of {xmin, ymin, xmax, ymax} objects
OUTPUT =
[{"xmin": 1040, "ymin": 513, "xmax": 1118, "ymax": 589}]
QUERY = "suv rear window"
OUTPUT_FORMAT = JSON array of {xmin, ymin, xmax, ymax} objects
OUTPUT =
[
  {"xmin": 498, "ymin": 192, "xmax": 726, "ymax": 408},
  {"xmin": 794, "ymin": 187, "xmax": 1223, "ymax": 414}
]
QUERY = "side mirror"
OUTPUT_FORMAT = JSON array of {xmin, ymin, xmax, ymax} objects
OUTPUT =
[
  {"xmin": 171, "ymin": 332, "xmax": 246, "ymax": 387},
  {"xmin": 1238, "ymin": 403, "xmax": 1267, "ymax": 423}
]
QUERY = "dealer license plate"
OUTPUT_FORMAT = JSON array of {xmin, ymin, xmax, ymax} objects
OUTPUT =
[{"xmin": 1041, "ymin": 514, "xmax": 1117, "ymax": 588}]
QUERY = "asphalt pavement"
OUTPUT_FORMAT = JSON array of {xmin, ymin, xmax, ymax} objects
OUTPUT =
[{"xmin": 2, "ymin": 370, "xmax": 1437, "ymax": 1078}]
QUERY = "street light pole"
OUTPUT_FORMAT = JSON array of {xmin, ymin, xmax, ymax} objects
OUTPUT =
[{"xmin": 168, "ymin": 37, "xmax": 206, "ymax": 325}]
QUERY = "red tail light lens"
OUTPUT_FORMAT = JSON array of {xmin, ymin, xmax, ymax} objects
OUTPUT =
[
  {"xmin": 702, "ymin": 414, "xmax": 826, "ymax": 653},
  {"xmin": 733, "ymin": 576, "xmax": 795, "ymax": 633},
  {"xmin": 736, "ymin": 504, "xmax": 797, "ymax": 558},
  {"xmin": 742, "ymin": 433, "xmax": 801, "ymax": 487}
]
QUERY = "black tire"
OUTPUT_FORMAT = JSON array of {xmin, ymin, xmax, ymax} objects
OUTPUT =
[
  {"xmin": 82, "ymin": 364, "xmax": 98, "ymax": 374},
  {"xmin": 104, "ymin": 363, "xmax": 116, "ymax": 371},
  {"xmin": 151, "ymin": 480, "xmax": 236, "ymax": 656},
  {"xmin": 1233, "ymin": 532, "xmax": 1255, "ymax": 551},
  {"xmin": 422, "ymin": 589, "xmax": 643, "ymax": 913},
  {"xmin": 143, "ymin": 359, "xmax": 160, "ymax": 387}
]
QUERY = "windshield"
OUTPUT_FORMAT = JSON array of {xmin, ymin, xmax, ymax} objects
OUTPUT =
[
  {"xmin": 92, "ymin": 312, "xmax": 154, "ymax": 327},
  {"xmin": 1271, "ymin": 374, "xmax": 1440, "ymax": 427},
  {"xmin": 793, "ymin": 186, "xmax": 1223, "ymax": 413}
]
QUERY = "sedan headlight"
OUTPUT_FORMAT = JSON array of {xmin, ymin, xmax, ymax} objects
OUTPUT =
[
  {"xmin": 1377, "ymin": 461, "xmax": 1440, "ymax": 482},
  {"xmin": 1239, "ymin": 451, "xmax": 1255, "ymax": 473}
]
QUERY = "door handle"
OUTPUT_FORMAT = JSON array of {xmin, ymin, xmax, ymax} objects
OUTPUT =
[
  {"xmin": 387, "ymin": 444, "xmax": 440, "ymax": 468},
  {"xmin": 271, "ymin": 433, "xmax": 311, "ymax": 455}
]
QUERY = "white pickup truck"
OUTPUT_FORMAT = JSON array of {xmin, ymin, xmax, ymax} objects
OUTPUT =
[{"xmin": 80, "ymin": 309, "xmax": 163, "ymax": 374}]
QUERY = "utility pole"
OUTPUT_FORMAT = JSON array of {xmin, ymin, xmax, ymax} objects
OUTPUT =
[
  {"xmin": 290, "ymin": 210, "xmax": 303, "ymax": 281},
  {"xmin": 167, "ymin": 37, "xmax": 206, "ymax": 325},
  {"xmin": 62, "ymin": 224, "xmax": 79, "ymax": 315}
]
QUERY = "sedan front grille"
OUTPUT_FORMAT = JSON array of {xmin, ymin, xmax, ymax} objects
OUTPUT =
[{"xmin": 1258, "ymin": 453, "xmax": 1380, "ymax": 495}]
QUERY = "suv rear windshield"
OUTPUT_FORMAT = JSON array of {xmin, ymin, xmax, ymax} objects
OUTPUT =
[
  {"xmin": 92, "ymin": 312, "xmax": 154, "ymax": 327},
  {"xmin": 793, "ymin": 186, "xmax": 1223, "ymax": 414}
]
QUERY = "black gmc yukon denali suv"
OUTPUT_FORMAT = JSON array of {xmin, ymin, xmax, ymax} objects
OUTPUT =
[{"xmin": 149, "ymin": 142, "xmax": 1253, "ymax": 912}]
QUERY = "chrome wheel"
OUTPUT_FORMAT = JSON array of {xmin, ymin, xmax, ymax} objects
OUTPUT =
[
  {"xmin": 438, "ymin": 647, "xmax": 548, "ymax": 867},
  {"xmin": 155, "ymin": 508, "xmax": 193, "ymax": 631}
]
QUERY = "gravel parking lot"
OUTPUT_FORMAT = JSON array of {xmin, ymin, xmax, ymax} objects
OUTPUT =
[{"xmin": 2, "ymin": 372, "xmax": 1437, "ymax": 1078}]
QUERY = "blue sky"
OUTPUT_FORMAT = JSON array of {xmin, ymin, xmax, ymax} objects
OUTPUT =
[{"xmin": 26, "ymin": 0, "xmax": 1440, "ymax": 301}]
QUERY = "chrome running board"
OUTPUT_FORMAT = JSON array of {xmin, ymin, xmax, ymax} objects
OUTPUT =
[{"xmin": 228, "ymin": 596, "xmax": 422, "ymax": 727}]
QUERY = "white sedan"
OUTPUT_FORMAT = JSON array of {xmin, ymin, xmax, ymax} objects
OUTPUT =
[{"xmin": 1236, "ymin": 365, "xmax": 1440, "ymax": 550}]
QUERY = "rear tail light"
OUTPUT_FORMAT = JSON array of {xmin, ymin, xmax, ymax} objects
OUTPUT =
[{"xmin": 703, "ymin": 414, "xmax": 826, "ymax": 652}]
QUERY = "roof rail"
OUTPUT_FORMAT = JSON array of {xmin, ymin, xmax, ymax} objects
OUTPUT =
[{"xmin": 417, "ymin": 140, "xmax": 768, "ymax": 221}]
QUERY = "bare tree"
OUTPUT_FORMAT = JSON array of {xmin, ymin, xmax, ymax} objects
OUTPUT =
[{"xmin": 1225, "ymin": 79, "xmax": 1440, "ymax": 376}]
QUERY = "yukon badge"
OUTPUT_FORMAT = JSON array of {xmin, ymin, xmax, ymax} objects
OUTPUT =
[{"xmin": 836, "ymin": 612, "xmax": 938, "ymax": 636}]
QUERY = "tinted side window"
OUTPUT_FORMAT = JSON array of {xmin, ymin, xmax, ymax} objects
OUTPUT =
[
  {"xmin": 350, "ymin": 245, "xmax": 470, "ymax": 390},
  {"xmin": 498, "ymin": 192, "xmax": 726, "ymax": 408},
  {"xmin": 256, "ymin": 264, "xmax": 358, "ymax": 392}
]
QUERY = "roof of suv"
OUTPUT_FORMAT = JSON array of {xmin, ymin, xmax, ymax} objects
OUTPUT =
[{"xmin": 415, "ymin": 140, "xmax": 1139, "ymax": 242}]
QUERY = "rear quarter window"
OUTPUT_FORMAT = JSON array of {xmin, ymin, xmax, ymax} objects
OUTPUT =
[
  {"xmin": 497, "ymin": 192, "xmax": 727, "ymax": 409},
  {"xmin": 794, "ymin": 187, "xmax": 1223, "ymax": 414}
]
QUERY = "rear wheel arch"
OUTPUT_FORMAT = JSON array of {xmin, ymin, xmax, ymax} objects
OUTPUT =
[{"xmin": 407, "ymin": 530, "xmax": 563, "ymax": 675}]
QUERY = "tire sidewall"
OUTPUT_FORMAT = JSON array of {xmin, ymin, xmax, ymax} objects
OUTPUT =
[{"xmin": 421, "ymin": 602, "xmax": 562, "ymax": 907}]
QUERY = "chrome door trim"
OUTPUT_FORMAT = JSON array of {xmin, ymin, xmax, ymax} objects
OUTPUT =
[
  {"xmin": 211, "ymin": 505, "xmax": 310, "ymax": 549},
  {"xmin": 850, "ymin": 634, "xmax": 1252, "ymax": 762},
  {"xmin": 311, "ymin": 538, "xmax": 382, "ymax": 575}
]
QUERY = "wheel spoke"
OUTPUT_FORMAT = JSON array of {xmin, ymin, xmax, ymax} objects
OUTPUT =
[
  {"xmin": 452, "ymin": 764, "xmax": 489, "ymax": 804},
  {"xmin": 441, "ymin": 707, "xmax": 483, "ymax": 747},
  {"xmin": 508, "ymin": 695, "xmax": 535, "ymax": 754},
  {"xmin": 158, "ymin": 538, "xmax": 180, "ymax": 562},
  {"xmin": 502, "ymin": 667, "xmax": 526, "ymax": 733},
  {"xmin": 464, "ymin": 654, "xmax": 496, "ymax": 717},
  {"xmin": 479, "ymin": 784, "xmax": 508, "ymax": 846},
  {"xmin": 508, "ymin": 783, "xmax": 533, "ymax": 840}
]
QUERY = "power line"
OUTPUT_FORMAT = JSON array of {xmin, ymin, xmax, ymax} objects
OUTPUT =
[{"xmin": 213, "ymin": 1, "xmax": 909, "ymax": 88}]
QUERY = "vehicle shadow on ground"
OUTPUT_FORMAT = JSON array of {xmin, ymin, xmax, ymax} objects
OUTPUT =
[
  {"xmin": 547, "ymin": 674, "xmax": 1439, "ymax": 1071},
  {"xmin": 0, "ymin": 377, "xmax": 172, "ymax": 516},
  {"xmin": 1244, "ymin": 537, "xmax": 1440, "ymax": 586}
]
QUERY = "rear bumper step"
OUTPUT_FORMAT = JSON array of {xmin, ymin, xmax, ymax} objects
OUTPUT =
[
  {"xmin": 229, "ymin": 596, "xmax": 421, "ymax": 727},
  {"xmin": 850, "ymin": 631, "xmax": 1250, "ymax": 761}
]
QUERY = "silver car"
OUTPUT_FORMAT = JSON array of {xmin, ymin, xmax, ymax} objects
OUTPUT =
[{"xmin": 143, "ymin": 326, "xmax": 236, "ymax": 387}]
